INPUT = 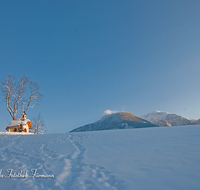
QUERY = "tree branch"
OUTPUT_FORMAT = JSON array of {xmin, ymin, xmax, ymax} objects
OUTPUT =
[{"xmin": 1, "ymin": 75, "xmax": 42, "ymax": 120}]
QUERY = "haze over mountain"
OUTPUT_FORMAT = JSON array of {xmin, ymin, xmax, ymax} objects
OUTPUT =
[
  {"xmin": 141, "ymin": 110, "xmax": 197, "ymax": 127},
  {"xmin": 70, "ymin": 112, "xmax": 157, "ymax": 132}
]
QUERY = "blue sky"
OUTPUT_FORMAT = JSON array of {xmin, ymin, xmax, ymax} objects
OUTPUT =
[{"xmin": 0, "ymin": 0, "xmax": 200, "ymax": 133}]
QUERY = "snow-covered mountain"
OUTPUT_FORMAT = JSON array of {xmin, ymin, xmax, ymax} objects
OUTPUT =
[
  {"xmin": 70, "ymin": 112, "xmax": 158, "ymax": 132},
  {"xmin": 141, "ymin": 110, "xmax": 197, "ymax": 126},
  {"xmin": 192, "ymin": 119, "xmax": 200, "ymax": 124}
]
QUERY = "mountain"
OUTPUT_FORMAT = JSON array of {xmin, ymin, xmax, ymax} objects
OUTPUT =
[
  {"xmin": 191, "ymin": 119, "xmax": 200, "ymax": 124},
  {"xmin": 70, "ymin": 112, "xmax": 158, "ymax": 132},
  {"xmin": 141, "ymin": 110, "xmax": 197, "ymax": 126}
]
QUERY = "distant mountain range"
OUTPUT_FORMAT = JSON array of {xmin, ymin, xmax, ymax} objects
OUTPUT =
[
  {"xmin": 70, "ymin": 112, "xmax": 158, "ymax": 132},
  {"xmin": 70, "ymin": 110, "xmax": 199, "ymax": 132},
  {"xmin": 191, "ymin": 119, "xmax": 200, "ymax": 124},
  {"xmin": 141, "ymin": 110, "xmax": 197, "ymax": 126}
]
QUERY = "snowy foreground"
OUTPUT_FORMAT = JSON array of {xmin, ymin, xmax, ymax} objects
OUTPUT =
[{"xmin": 0, "ymin": 126, "xmax": 200, "ymax": 190}]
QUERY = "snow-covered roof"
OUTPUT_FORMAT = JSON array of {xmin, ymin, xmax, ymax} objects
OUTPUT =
[{"xmin": 7, "ymin": 119, "xmax": 31, "ymax": 129}]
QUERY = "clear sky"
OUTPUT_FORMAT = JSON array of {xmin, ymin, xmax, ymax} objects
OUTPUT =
[{"xmin": 0, "ymin": 0, "xmax": 200, "ymax": 133}]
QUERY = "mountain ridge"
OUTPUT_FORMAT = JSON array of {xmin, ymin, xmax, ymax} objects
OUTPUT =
[
  {"xmin": 70, "ymin": 112, "xmax": 158, "ymax": 132},
  {"xmin": 141, "ymin": 110, "xmax": 197, "ymax": 126}
]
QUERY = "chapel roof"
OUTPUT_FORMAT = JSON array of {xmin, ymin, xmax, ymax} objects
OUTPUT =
[{"xmin": 6, "ymin": 119, "xmax": 32, "ymax": 129}]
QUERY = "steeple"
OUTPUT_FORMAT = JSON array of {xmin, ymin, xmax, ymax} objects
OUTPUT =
[{"xmin": 21, "ymin": 112, "xmax": 27, "ymax": 121}]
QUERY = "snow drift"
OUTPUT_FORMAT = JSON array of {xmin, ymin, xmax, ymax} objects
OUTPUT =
[{"xmin": 0, "ymin": 125, "xmax": 200, "ymax": 190}]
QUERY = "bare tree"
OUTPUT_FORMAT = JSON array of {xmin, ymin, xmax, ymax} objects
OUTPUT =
[
  {"xmin": 31, "ymin": 114, "xmax": 46, "ymax": 134},
  {"xmin": 1, "ymin": 75, "xmax": 42, "ymax": 120}
]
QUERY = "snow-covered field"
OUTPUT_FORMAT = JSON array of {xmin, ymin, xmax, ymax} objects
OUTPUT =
[{"xmin": 0, "ymin": 125, "xmax": 200, "ymax": 190}]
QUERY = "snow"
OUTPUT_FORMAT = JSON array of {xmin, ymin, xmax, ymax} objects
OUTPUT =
[
  {"xmin": 7, "ymin": 119, "xmax": 30, "ymax": 127},
  {"xmin": 141, "ymin": 110, "xmax": 196, "ymax": 126},
  {"xmin": 141, "ymin": 110, "xmax": 169, "ymax": 120},
  {"xmin": 0, "ymin": 132, "xmax": 33, "ymax": 135},
  {"xmin": 0, "ymin": 125, "xmax": 200, "ymax": 190}
]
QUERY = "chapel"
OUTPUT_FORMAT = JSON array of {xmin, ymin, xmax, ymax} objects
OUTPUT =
[{"xmin": 6, "ymin": 112, "xmax": 32, "ymax": 133}]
